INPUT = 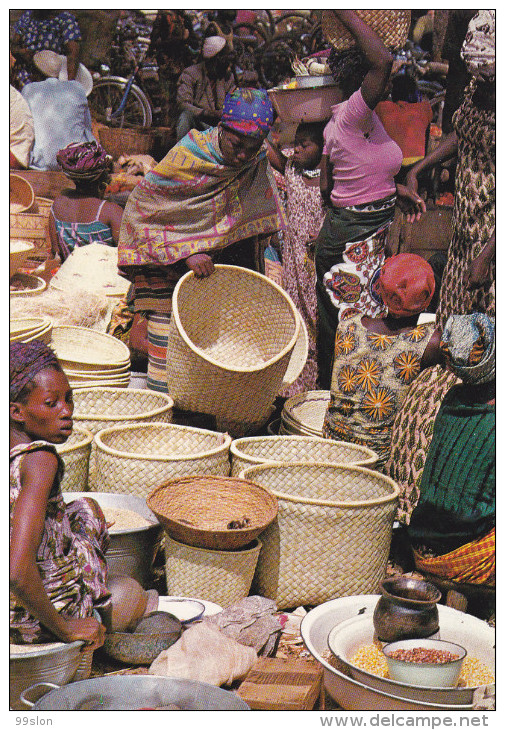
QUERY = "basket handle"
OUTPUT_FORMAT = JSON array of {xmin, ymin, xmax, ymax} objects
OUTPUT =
[{"xmin": 20, "ymin": 682, "xmax": 60, "ymax": 708}]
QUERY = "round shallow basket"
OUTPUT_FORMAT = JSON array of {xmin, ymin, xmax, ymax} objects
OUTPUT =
[
  {"xmin": 242, "ymin": 462, "xmax": 400, "ymax": 610},
  {"xmin": 10, "ymin": 272, "xmax": 47, "ymax": 297},
  {"xmin": 231, "ymin": 435, "xmax": 378, "ymax": 476},
  {"xmin": 56, "ymin": 426, "xmax": 93, "ymax": 492},
  {"xmin": 164, "ymin": 534, "xmax": 262, "ymax": 609},
  {"xmin": 10, "ymin": 173, "xmax": 35, "ymax": 214},
  {"xmin": 147, "ymin": 475, "xmax": 278, "ymax": 551},
  {"xmin": 10, "ymin": 641, "xmax": 83, "ymax": 711},
  {"xmin": 50, "ymin": 325, "xmax": 131, "ymax": 370},
  {"xmin": 281, "ymin": 389, "xmax": 331, "ymax": 436},
  {"xmin": 72, "ymin": 387, "xmax": 173, "ymax": 435},
  {"xmin": 166, "ymin": 265, "xmax": 299, "ymax": 436},
  {"xmin": 94, "ymin": 422, "xmax": 232, "ymax": 498},
  {"xmin": 10, "ymin": 316, "xmax": 53, "ymax": 343},
  {"xmin": 9, "ymin": 239, "xmax": 35, "ymax": 278},
  {"xmin": 63, "ymin": 492, "xmax": 162, "ymax": 587},
  {"xmin": 322, "ymin": 10, "xmax": 411, "ymax": 51}
]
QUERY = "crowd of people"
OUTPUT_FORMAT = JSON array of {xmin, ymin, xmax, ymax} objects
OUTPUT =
[{"xmin": 10, "ymin": 9, "xmax": 495, "ymax": 655}]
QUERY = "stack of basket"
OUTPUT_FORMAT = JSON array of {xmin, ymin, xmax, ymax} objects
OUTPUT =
[
  {"xmin": 49, "ymin": 325, "xmax": 131, "ymax": 389},
  {"xmin": 147, "ymin": 475, "xmax": 278, "ymax": 608},
  {"xmin": 280, "ymin": 390, "xmax": 331, "ymax": 437},
  {"xmin": 10, "ymin": 316, "xmax": 53, "ymax": 345},
  {"xmin": 10, "ymin": 175, "xmax": 52, "ymax": 264}
]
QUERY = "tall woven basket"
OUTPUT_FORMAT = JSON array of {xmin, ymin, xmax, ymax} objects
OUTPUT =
[
  {"xmin": 93, "ymin": 422, "xmax": 232, "ymax": 498},
  {"xmin": 230, "ymin": 435, "xmax": 378, "ymax": 476},
  {"xmin": 56, "ymin": 426, "xmax": 94, "ymax": 492},
  {"xmin": 322, "ymin": 10, "xmax": 411, "ymax": 51},
  {"xmin": 164, "ymin": 535, "xmax": 262, "ymax": 609},
  {"xmin": 165, "ymin": 265, "xmax": 300, "ymax": 436},
  {"xmin": 242, "ymin": 462, "xmax": 400, "ymax": 610}
]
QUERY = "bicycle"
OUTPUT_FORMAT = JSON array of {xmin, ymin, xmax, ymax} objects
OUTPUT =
[{"xmin": 88, "ymin": 36, "xmax": 154, "ymax": 128}]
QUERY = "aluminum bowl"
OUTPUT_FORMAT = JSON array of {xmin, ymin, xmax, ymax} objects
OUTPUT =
[
  {"xmin": 291, "ymin": 74, "xmax": 336, "ymax": 88},
  {"xmin": 63, "ymin": 492, "xmax": 162, "ymax": 587}
]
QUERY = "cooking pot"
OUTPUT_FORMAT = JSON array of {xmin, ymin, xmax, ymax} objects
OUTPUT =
[{"xmin": 21, "ymin": 675, "xmax": 251, "ymax": 710}]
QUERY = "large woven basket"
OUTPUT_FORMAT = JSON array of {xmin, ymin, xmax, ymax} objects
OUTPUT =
[
  {"xmin": 56, "ymin": 426, "xmax": 94, "ymax": 492},
  {"xmin": 50, "ymin": 325, "xmax": 131, "ymax": 370},
  {"xmin": 147, "ymin": 475, "xmax": 278, "ymax": 551},
  {"xmin": 93, "ymin": 422, "xmax": 232, "ymax": 498},
  {"xmin": 242, "ymin": 462, "xmax": 400, "ymax": 610},
  {"xmin": 230, "ymin": 435, "xmax": 378, "ymax": 476},
  {"xmin": 279, "ymin": 312, "xmax": 309, "ymax": 394},
  {"xmin": 72, "ymin": 387, "xmax": 173, "ymax": 435},
  {"xmin": 98, "ymin": 126, "xmax": 156, "ymax": 158},
  {"xmin": 164, "ymin": 534, "xmax": 262, "ymax": 609},
  {"xmin": 10, "ymin": 174, "xmax": 35, "ymax": 213},
  {"xmin": 322, "ymin": 10, "xmax": 411, "ymax": 51},
  {"xmin": 166, "ymin": 265, "xmax": 300, "ymax": 436},
  {"xmin": 10, "ymin": 211, "xmax": 50, "ymax": 253},
  {"xmin": 281, "ymin": 390, "xmax": 331, "ymax": 437}
]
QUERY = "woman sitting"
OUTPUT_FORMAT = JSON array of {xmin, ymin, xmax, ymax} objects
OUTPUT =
[
  {"xmin": 49, "ymin": 141, "xmax": 124, "ymax": 262},
  {"xmin": 407, "ymin": 314, "xmax": 495, "ymax": 586},
  {"xmin": 323, "ymin": 254, "xmax": 441, "ymax": 470}
]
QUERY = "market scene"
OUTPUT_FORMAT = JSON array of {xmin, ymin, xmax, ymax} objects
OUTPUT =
[{"xmin": 9, "ymin": 8, "xmax": 495, "ymax": 713}]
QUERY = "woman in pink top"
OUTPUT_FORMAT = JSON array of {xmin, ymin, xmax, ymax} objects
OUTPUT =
[{"xmin": 314, "ymin": 10, "xmax": 425, "ymax": 388}]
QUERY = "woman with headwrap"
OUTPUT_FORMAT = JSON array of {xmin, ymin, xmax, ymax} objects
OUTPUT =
[
  {"xmin": 406, "ymin": 10, "xmax": 495, "ymax": 329},
  {"xmin": 407, "ymin": 314, "xmax": 495, "ymax": 586},
  {"xmin": 48, "ymin": 141, "xmax": 124, "ymax": 262},
  {"xmin": 314, "ymin": 11, "xmax": 425, "ymax": 389},
  {"xmin": 118, "ymin": 88, "xmax": 286, "ymax": 392},
  {"xmin": 323, "ymin": 254, "xmax": 441, "ymax": 470}
]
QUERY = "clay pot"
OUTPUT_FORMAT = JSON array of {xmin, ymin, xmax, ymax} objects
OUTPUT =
[{"xmin": 373, "ymin": 576, "xmax": 442, "ymax": 643}]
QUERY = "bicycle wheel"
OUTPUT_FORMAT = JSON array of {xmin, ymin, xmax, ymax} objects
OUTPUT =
[{"xmin": 88, "ymin": 76, "xmax": 152, "ymax": 129}]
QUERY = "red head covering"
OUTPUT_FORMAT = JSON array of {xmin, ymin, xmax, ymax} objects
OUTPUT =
[{"xmin": 378, "ymin": 254, "xmax": 435, "ymax": 316}]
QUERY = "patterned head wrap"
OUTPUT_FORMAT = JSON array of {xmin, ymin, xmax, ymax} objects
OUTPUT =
[
  {"xmin": 378, "ymin": 254, "xmax": 435, "ymax": 316},
  {"xmin": 56, "ymin": 141, "xmax": 113, "ymax": 182},
  {"xmin": 221, "ymin": 88, "xmax": 274, "ymax": 138},
  {"xmin": 10, "ymin": 341, "xmax": 61, "ymax": 402},
  {"xmin": 461, "ymin": 10, "xmax": 495, "ymax": 81},
  {"xmin": 440, "ymin": 314, "xmax": 495, "ymax": 384}
]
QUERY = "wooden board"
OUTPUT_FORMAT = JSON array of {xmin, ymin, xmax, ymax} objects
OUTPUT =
[{"xmin": 237, "ymin": 657, "xmax": 323, "ymax": 711}]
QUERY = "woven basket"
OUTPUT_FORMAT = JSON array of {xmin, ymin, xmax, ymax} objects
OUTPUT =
[
  {"xmin": 242, "ymin": 462, "xmax": 400, "ymax": 609},
  {"xmin": 279, "ymin": 312, "xmax": 309, "ymax": 393},
  {"xmin": 10, "ymin": 240, "xmax": 35, "ymax": 278},
  {"xmin": 164, "ymin": 535, "xmax": 262, "ymax": 608},
  {"xmin": 98, "ymin": 126, "xmax": 156, "ymax": 158},
  {"xmin": 147, "ymin": 475, "xmax": 278, "ymax": 551},
  {"xmin": 56, "ymin": 426, "xmax": 93, "ymax": 492},
  {"xmin": 230, "ymin": 435, "xmax": 378, "ymax": 476},
  {"xmin": 166, "ymin": 265, "xmax": 299, "ymax": 436},
  {"xmin": 72, "ymin": 387, "xmax": 173, "ymax": 435},
  {"xmin": 10, "ymin": 316, "xmax": 53, "ymax": 344},
  {"xmin": 10, "ymin": 273, "xmax": 47, "ymax": 297},
  {"xmin": 50, "ymin": 325, "xmax": 131, "ymax": 369},
  {"xmin": 93, "ymin": 422, "xmax": 232, "ymax": 498},
  {"xmin": 281, "ymin": 390, "xmax": 331, "ymax": 437},
  {"xmin": 10, "ymin": 174, "xmax": 35, "ymax": 213},
  {"xmin": 10, "ymin": 211, "xmax": 50, "ymax": 253},
  {"xmin": 34, "ymin": 197, "xmax": 53, "ymax": 217},
  {"xmin": 322, "ymin": 10, "xmax": 411, "ymax": 51}
]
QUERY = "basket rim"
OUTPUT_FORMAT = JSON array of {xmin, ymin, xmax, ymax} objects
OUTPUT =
[
  {"xmin": 10, "ymin": 173, "xmax": 35, "ymax": 212},
  {"xmin": 94, "ymin": 421, "xmax": 232, "ymax": 461},
  {"xmin": 280, "ymin": 311, "xmax": 309, "ymax": 388},
  {"xmin": 163, "ymin": 532, "xmax": 263, "ymax": 555},
  {"xmin": 241, "ymin": 461, "xmax": 400, "ymax": 507},
  {"xmin": 171, "ymin": 264, "xmax": 300, "ymax": 373},
  {"xmin": 230, "ymin": 435, "xmax": 378, "ymax": 466},
  {"xmin": 56, "ymin": 425, "xmax": 94, "ymax": 453},
  {"xmin": 73, "ymin": 387, "xmax": 174, "ymax": 422},
  {"xmin": 50, "ymin": 324, "xmax": 131, "ymax": 366}
]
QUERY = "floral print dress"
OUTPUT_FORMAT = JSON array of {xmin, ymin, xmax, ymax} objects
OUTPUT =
[
  {"xmin": 323, "ymin": 315, "xmax": 436, "ymax": 470},
  {"xmin": 10, "ymin": 441, "xmax": 110, "ymax": 644}
]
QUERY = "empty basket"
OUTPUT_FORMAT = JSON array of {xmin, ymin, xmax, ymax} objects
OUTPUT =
[
  {"xmin": 147, "ymin": 475, "xmax": 278, "ymax": 551},
  {"xmin": 322, "ymin": 10, "xmax": 411, "ymax": 51},
  {"xmin": 242, "ymin": 462, "xmax": 400, "ymax": 609},
  {"xmin": 166, "ymin": 265, "xmax": 300, "ymax": 436},
  {"xmin": 280, "ymin": 390, "xmax": 331, "ymax": 437},
  {"xmin": 94, "ymin": 422, "xmax": 232, "ymax": 498},
  {"xmin": 56, "ymin": 426, "xmax": 93, "ymax": 492},
  {"xmin": 72, "ymin": 387, "xmax": 173, "ymax": 435},
  {"xmin": 231, "ymin": 435, "xmax": 378, "ymax": 476}
]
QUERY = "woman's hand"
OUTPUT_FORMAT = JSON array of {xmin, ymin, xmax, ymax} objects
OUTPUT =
[
  {"xmin": 185, "ymin": 253, "xmax": 215, "ymax": 278},
  {"xmin": 396, "ymin": 183, "xmax": 426, "ymax": 223},
  {"xmin": 61, "ymin": 617, "xmax": 106, "ymax": 649}
]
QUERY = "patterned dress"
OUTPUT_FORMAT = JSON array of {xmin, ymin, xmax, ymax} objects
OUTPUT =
[
  {"xmin": 281, "ymin": 159, "xmax": 325, "ymax": 395},
  {"xmin": 51, "ymin": 201, "xmax": 115, "ymax": 262},
  {"xmin": 323, "ymin": 315, "xmax": 436, "ymax": 470},
  {"xmin": 10, "ymin": 441, "xmax": 110, "ymax": 644},
  {"xmin": 437, "ymin": 82, "xmax": 495, "ymax": 328}
]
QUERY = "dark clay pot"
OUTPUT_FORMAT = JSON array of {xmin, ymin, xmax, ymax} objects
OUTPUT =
[{"xmin": 373, "ymin": 576, "xmax": 442, "ymax": 643}]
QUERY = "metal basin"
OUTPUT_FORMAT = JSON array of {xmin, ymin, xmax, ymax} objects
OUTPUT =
[
  {"xmin": 24, "ymin": 675, "xmax": 251, "ymax": 710},
  {"xmin": 63, "ymin": 492, "xmax": 162, "ymax": 587},
  {"xmin": 292, "ymin": 74, "xmax": 336, "ymax": 88}
]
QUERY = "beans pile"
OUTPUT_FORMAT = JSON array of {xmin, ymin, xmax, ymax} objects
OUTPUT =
[{"xmin": 389, "ymin": 647, "xmax": 459, "ymax": 664}]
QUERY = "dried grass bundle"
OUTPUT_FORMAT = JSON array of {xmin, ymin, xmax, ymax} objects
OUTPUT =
[{"xmin": 10, "ymin": 287, "xmax": 112, "ymax": 331}]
